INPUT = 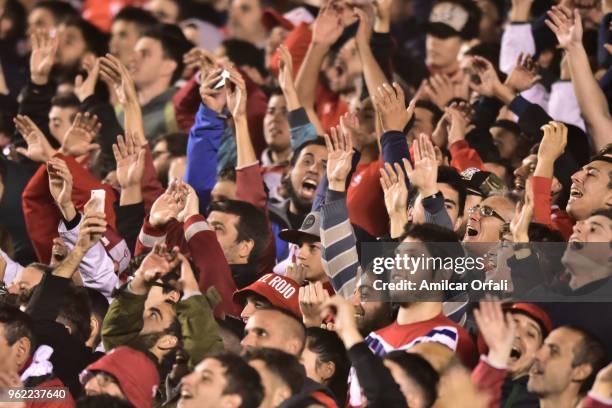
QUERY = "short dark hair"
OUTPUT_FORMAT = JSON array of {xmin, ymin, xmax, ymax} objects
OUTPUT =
[
  {"xmin": 112, "ymin": 6, "xmax": 157, "ymax": 34},
  {"xmin": 27, "ymin": 262, "xmax": 54, "ymax": 275},
  {"xmin": 400, "ymin": 223, "xmax": 460, "ymax": 244},
  {"xmin": 565, "ymin": 326, "xmax": 608, "ymax": 394},
  {"xmin": 437, "ymin": 166, "xmax": 467, "ymax": 215},
  {"xmin": 0, "ymin": 304, "xmax": 36, "ymax": 354},
  {"xmin": 244, "ymin": 347, "xmax": 306, "ymax": 395},
  {"xmin": 154, "ymin": 132, "xmax": 188, "ymax": 157},
  {"xmin": 221, "ymin": 39, "xmax": 266, "ymax": 78},
  {"xmin": 51, "ymin": 93, "xmax": 80, "ymax": 109},
  {"xmin": 207, "ymin": 351, "xmax": 264, "ymax": 408},
  {"xmin": 305, "ymin": 328, "xmax": 350, "ymax": 406},
  {"xmin": 218, "ymin": 167, "xmax": 237, "ymax": 183},
  {"xmin": 31, "ymin": 1, "xmax": 78, "ymax": 24},
  {"xmin": 57, "ymin": 285, "xmax": 92, "ymax": 344},
  {"xmin": 290, "ymin": 138, "xmax": 326, "ymax": 167},
  {"xmin": 591, "ymin": 208, "xmax": 612, "ymax": 221},
  {"xmin": 63, "ymin": 16, "xmax": 109, "ymax": 57},
  {"xmin": 415, "ymin": 100, "xmax": 443, "ymax": 129},
  {"xmin": 384, "ymin": 351, "xmax": 439, "ymax": 407},
  {"xmin": 142, "ymin": 24, "xmax": 193, "ymax": 83},
  {"xmin": 208, "ymin": 200, "xmax": 269, "ymax": 263},
  {"xmin": 85, "ymin": 288, "xmax": 109, "ymax": 323},
  {"xmin": 76, "ymin": 394, "xmax": 133, "ymax": 408}
]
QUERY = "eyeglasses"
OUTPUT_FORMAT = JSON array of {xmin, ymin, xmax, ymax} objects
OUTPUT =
[{"xmin": 468, "ymin": 205, "xmax": 507, "ymax": 224}]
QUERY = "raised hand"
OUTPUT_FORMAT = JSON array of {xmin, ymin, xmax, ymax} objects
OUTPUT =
[
  {"xmin": 423, "ymin": 74, "xmax": 455, "ymax": 109},
  {"xmin": 474, "ymin": 300, "xmax": 516, "ymax": 367},
  {"xmin": 47, "ymin": 157, "xmax": 73, "ymax": 211},
  {"xmin": 325, "ymin": 124, "xmax": 354, "ymax": 192},
  {"xmin": 285, "ymin": 262, "xmax": 308, "ymax": 286},
  {"xmin": 183, "ymin": 48, "xmax": 216, "ymax": 75},
  {"xmin": 112, "ymin": 132, "xmax": 146, "ymax": 189},
  {"xmin": 538, "ymin": 121, "xmax": 568, "ymax": 162},
  {"xmin": 99, "ymin": 53, "xmax": 138, "ymax": 106},
  {"xmin": 199, "ymin": 68, "xmax": 227, "ymax": 113},
  {"xmin": 149, "ymin": 180, "xmax": 187, "ymax": 227},
  {"xmin": 590, "ymin": 363, "xmax": 612, "ymax": 401},
  {"xmin": 75, "ymin": 210, "xmax": 107, "ymax": 253},
  {"xmin": 299, "ymin": 281, "xmax": 331, "ymax": 327},
  {"xmin": 320, "ymin": 295, "xmax": 362, "ymax": 348},
  {"xmin": 131, "ymin": 243, "xmax": 181, "ymax": 294},
  {"xmin": 545, "ymin": 5, "xmax": 582, "ymax": 49},
  {"xmin": 13, "ymin": 115, "xmax": 56, "ymax": 162},
  {"xmin": 177, "ymin": 252, "xmax": 199, "ymax": 293},
  {"xmin": 467, "ymin": 56, "xmax": 502, "ymax": 98},
  {"xmin": 60, "ymin": 112, "xmax": 101, "ymax": 157},
  {"xmin": 505, "ymin": 53, "xmax": 542, "ymax": 93},
  {"xmin": 30, "ymin": 28, "xmax": 59, "ymax": 85},
  {"xmin": 403, "ymin": 133, "xmax": 438, "ymax": 198},
  {"xmin": 278, "ymin": 45, "xmax": 300, "ymax": 110},
  {"xmin": 312, "ymin": 6, "xmax": 344, "ymax": 47},
  {"xmin": 372, "ymin": 82, "xmax": 416, "ymax": 132},
  {"xmin": 176, "ymin": 182, "xmax": 200, "ymax": 222},
  {"xmin": 510, "ymin": 178, "xmax": 534, "ymax": 243},
  {"xmin": 354, "ymin": 6, "xmax": 374, "ymax": 50},
  {"xmin": 379, "ymin": 162, "xmax": 408, "ymax": 217},
  {"xmin": 447, "ymin": 104, "xmax": 471, "ymax": 145},
  {"xmin": 225, "ymin": 66, "xmax": 247, "ymax": 119},
  {"xmin": 74, "ymin": 56, "xmax": 100, "ymax": 102}
]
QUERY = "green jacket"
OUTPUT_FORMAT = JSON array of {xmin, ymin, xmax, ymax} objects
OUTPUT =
[{"xmin": 101, "ymin": 286, "xmax": 224, "ymax": 366}]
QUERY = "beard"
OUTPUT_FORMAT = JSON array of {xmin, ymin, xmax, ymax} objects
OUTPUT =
[
  {"xmin": 127, "ymin": 332, "xmax": 176, "ymax": 379},
  {"xmin": 286, "ymin": 180, "xmax": 313, "ymax": 215}
]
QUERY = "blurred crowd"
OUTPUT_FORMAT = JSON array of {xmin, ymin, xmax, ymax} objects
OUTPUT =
[{"xmin": 0, "ymin": 0, "xmax": 611, "ymax": 406}]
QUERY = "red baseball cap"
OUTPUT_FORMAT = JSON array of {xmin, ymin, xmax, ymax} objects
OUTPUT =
[
  {"xmin": 82, "ymin": 346, "xmax": 160, "ymax": 408},
  {"xmin": 262, "ymin": 8, "xmax": 294, "ymax": 31},
  {"xmin": 506, "ymin": 303, "xmax": 553, "ymax": 337},
  {"xmin": 234, "ymin": 273, "xmax": 301, "ymax": 317}
]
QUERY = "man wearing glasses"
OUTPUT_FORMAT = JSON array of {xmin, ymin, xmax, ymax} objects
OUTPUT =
[{"xmin": 463, "ymin": 195, "xmax": 516, "ymax": 254}]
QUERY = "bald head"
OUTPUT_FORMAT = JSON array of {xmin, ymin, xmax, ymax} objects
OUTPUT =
[{"xmin": 241, "ymin": 309, "xmax": 305, "ymax": 356}]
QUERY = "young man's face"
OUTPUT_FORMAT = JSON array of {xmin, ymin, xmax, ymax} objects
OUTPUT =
[
  {"xmin": 296, "ymin": 240, "xmax": 325, "ymax": 281},
  {"xmin": 425, "ymin": 34, "xmax": 462, "ymax": 71},
  {"xmin": 289, "ymin": 145, "xmax": 327, "ymax": 210},
  {"xmin": 527, "ymin": 327, "xmax": 587, "ymax": 397},
  {"xmin": 0, "ymin": 324, "xmax": 28, "ymax": 374},
  {"xmin": 211, "ymin": 180, "xmax": 237, "ymax": 202},
  {"xmin": 178, "ymin": 358, "xmax": 237, "ymax": 408},
  {"xmin": 248, "ymin": 359, "xmax": 290, "ymax": 408},
  {"xmin": 131, "ymin": 37, "xmax": 174, "ymax": 90},
  {"xmin": 350, "ymin": 285, "xmax": 391, "ymax": 335},
  {"xmin": 240, "ymin": 295, "xmax": 271, "ymax": 323},
  {"xmin": 152, "ymin": 140, "xmax": 172, "ymax": 178},
  {"xmin": 228, "ymin": 0, "xmax": 263, "ymax": 41},
  {"xmin": 83, "ymin": 371, "xmax": 127, "ymax": 400},
  {"xmin": 491, "ymin": 127, "xmax": 519, "ymax": 161},
  {"xmin": 110, "ymin": 20, "xmax": 142, "ymax": 66},
  {"xmin": 567, "ymin": 158, "xmax": 612, "ymax": 221},
  {"xmin": 263, "ymin": 95, "xmax": 291, "ymax": 153},
  {"xmin": 563, "ymin": 214, "xmax": 612, "ymax": 276},
  {"xmin": 27, "ymin": 7, "xmax": 56, "ymax": 33},
  {"xmin": 410, "ymin": 182, "xmax": 462, "ymax": 229},
  {"xmin": 48, "ymin": 105, "xmax": 77, "ymax": 144},
  {"xmin": 140, "ymin": 300, "xmax": 176, "ymax": 334},
  {"xmin": 207, "ymin": 210, "xmax": 245, "ymax": 264},
  {"xmin": 508, "ymin": 313, "xmax": 544, "ymax": 378},
  {"xmin": 325, "ymin": 38, "xmax": 361, "ymax": 94},
  {"xmin": 7, "ymin": 266, "xmax": 44, "ymax": 305},
  {"xmin": 464, "ymin": 196, "xmax": 514, "ymax": 243},
  {"xmin": 241, "ymin": 309, "xmax": 299, "ymax": 355},
  {"xmin": 56, "ymin": 24, "xmax": 88, "ymax": 68}
]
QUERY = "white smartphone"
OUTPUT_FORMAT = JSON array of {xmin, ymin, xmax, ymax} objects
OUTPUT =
[
  {"xmin": 213, "ymin": 69, "xmax": 231, "ymax": 89},
  {"xmin": 90, "ymin": 189, "xmax": 106, "ymax": 213}
]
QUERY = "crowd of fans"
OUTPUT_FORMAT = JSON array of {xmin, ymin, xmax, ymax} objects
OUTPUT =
[{"xmin": 0, "ymin": 0, "xmax": 611, "ymax": 406}]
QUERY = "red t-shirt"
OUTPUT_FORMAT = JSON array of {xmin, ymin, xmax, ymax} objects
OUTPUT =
[{"xmin": 347, "ymin": 158, "xmax": 389, "ymax": 238}]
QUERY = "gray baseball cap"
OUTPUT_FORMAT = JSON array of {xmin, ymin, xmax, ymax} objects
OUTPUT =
[{"xmin": 278, "ymin": 211, "xmax": 321, "ymax": 244}]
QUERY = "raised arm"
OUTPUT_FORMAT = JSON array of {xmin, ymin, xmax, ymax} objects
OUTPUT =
[
  {"xmin": 320, "ymin": 125, "xmax": 360, "ymax": 297},
  {"xmin": 546, "ymin": 5, "xmax": 612, "ymax": 151},
  {"xmin": 295, "ymin": 7, "xmax": 344, "ymax": 111},
  {"xmin": 354, "ymin": 7, "xmax": 388, "ymax": 105}
]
